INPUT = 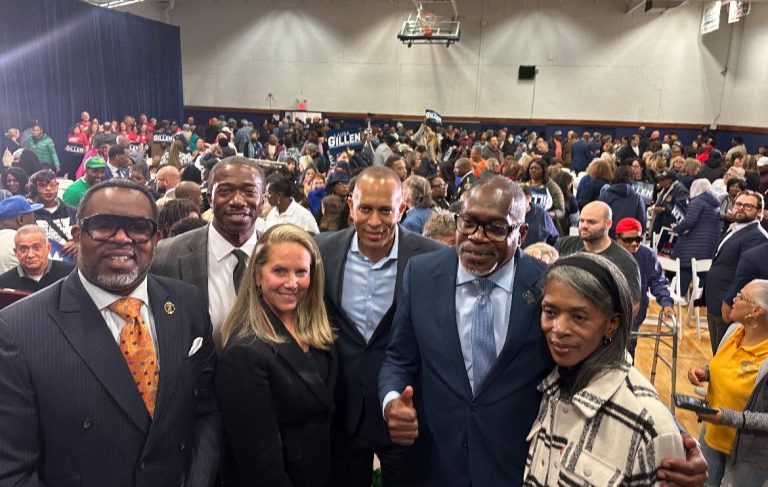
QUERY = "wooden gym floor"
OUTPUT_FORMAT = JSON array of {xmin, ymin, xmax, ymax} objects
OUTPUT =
[{"xmin": 634, "ymin": 303, "xmax": 713, "ymax": 437}]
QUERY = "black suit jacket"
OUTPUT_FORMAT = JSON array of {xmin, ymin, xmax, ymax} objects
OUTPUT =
[
  {"xmin": 0, "ymin": 273, "xmax": 221, "ymax": 487},
  {"xmin": 216, "ymin": 313, "xmax": 337, "ymax": 487},
  {"xmin": 151, "ymin": 225, "xmax": 210, "ymax": 308},
  {"xmin": 315, "ymin": 226, "xmax": 444, "ymax": 447},
  {"xmin": 705, "ymin": 222, "xmax": 768, "ymax": 316},
  {"xmin": 724, "ymin": 241, "xmax": 768, "ymax": 307}
]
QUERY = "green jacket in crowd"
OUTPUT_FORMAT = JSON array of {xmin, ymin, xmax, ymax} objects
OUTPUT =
[{"xmin": 26, "ymin": 133, "xmax": 60, "ymax": 168}]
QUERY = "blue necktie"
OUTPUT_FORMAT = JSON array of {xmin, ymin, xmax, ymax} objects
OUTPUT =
[{"xmin": 471, "ymin": 278, "xmax": 496, "ymax": 393}]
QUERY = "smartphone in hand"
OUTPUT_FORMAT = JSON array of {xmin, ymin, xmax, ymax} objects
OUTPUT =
[{"xmin": 674, "ymin": 394, "xmax": 718, "ymax": 414}]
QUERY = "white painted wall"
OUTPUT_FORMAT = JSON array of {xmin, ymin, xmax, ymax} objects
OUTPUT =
[{"xmin": 120, "ymin": 0, "xmax": 764, "ymax": 126}]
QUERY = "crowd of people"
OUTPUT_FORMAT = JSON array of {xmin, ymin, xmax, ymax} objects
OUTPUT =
[{"xmin": 1, "ymin": 109, "xmax": 768, "ymax": 486}]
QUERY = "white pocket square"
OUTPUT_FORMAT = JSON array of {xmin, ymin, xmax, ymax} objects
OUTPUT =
[{"xmin": 188, "ymin": 337, "xmax": 203, "ymax": 357}]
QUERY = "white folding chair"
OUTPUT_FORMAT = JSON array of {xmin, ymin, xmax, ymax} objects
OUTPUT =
[
  {"xmin": 686, "ymin": 258, "xmax": 712, "ymax": 340},
  {"xmin": 644, "ymin": 256, "xmax": 686, "ymax": 337}
]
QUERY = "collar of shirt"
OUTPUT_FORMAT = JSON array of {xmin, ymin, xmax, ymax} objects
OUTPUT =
[
  {"xmin": 208, "ymin": 222, "xmax": 259, "ymax": 263},
  {"xmin": 538, "ymin": 353, "xmax": 632, "ymax": 419},
  {"xmin": 17, "ymin": 259, "xmax": 52, "ymax": 279},
  {"xmin": 350, "ymin": 225, "xmax": 399, "ymax": 266},
  {"xmin": 456, "ymin": 254, "xmax": 516, "ymax": 293},
  {"xmin": 77, "ymin": 270, "xmax": 150, "ymax": 311},
  {"xmin": 727, "ymin": 219, "xmax": 759, "ymax": 234},
  {"xmin": 107, "ymin": 162, "xmax": 120, "ymax": 175},
  {"xmin": 276, "ymin": 199, "xmax": 299, "ymax": 217}
]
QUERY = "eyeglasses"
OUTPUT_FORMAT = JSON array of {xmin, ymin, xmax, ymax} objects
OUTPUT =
[
  {"xmin": 618, "ymin": 236, "xmax": 643, "ymax": 244},
  {"xmin": 735, "ymin": 292, "xmax": 758, "ymax": 306},
  {"xmin": 79, "ymin": 214, "xmax": 157, "ymax": 243},
  {"xmin": 733, "ymin": 201, "xmax": 758, "ymax": 211},
  {"xmin": 36, "ymin": 181, "xmax": 58, "ymax": 190},
  {"xmin": 455, "ymin": 213, "xmax": 521, "ymax": 242}
]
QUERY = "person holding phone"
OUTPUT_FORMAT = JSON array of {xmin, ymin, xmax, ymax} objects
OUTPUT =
[{"xmin": 687, "ymin": 279, "xmax": 768, "ymax": 486}]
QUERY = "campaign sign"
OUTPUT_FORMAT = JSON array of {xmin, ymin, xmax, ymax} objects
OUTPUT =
[
  {"xmin": 49, "ymin": 239, "xmax": 75, "ymax": 264},
  {"xmin": 152, "ymin": 132, "xmax": 173, "ymax": 144},
  {"xmin": 64, "ymin": 144, "xmax": 85, "ymax": 154},
  {"xmin": 326, "ymin": 126, "xmax": 364, "ymax": 164},
  {"xmin": 633, "ymin": 181, "xmax": 654, "ymax": 201},
  {"xmin": 671, "ymin": 201, "xmax": 686, "ymax": 224},
  {"xmin": 530, "ymin": 187, "xmax": 553, "ymax": 211},
  {"xmin": 425, "ymin": 109, "xmax": 442, "ymax": 128}
]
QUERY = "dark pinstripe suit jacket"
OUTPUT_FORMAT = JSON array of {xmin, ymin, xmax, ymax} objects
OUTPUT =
[{"xmin": 0, "ymin": 272, "xmax": 222, "ymax": 487}]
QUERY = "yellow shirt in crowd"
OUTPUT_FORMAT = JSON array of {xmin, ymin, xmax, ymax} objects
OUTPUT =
[{"xmin": 705, "ymin": 325, "xmax": 768, "ymax": 454}]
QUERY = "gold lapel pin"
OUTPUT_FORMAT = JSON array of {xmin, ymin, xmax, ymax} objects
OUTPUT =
[{"xmin": 164, "ymin": 301, "xmax": 176, "ymax": 315}]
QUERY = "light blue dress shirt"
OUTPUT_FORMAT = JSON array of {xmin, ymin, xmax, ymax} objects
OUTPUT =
[
  {"xmin": 455, "ymin": 257, "xmax": 516, "ymax": 391},
  {"xmin": 341, "ymin": 228, "xmax": 399, "ymax": 343}
]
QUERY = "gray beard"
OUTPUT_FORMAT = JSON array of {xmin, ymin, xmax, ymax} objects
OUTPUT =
[{"xmin": 80, "ymin": 264, "xmax": 144, "ymax": 292}]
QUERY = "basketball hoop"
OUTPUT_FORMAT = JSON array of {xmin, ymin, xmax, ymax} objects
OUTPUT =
[{"xmin": 420, "ymin": 11, "xmax": 436, "ymax": 37}]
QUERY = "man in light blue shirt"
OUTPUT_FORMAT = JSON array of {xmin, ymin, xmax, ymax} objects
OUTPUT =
[{"xmin": 315, "ymin": 166, "xmax": 444, "ymax": 487}]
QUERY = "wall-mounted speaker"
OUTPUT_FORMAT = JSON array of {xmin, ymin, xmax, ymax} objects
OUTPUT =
[{"xmin": 518, "ymin": 65, "xmax": 536, "ymax": 80}]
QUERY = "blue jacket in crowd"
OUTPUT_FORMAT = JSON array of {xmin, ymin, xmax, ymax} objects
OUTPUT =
[
  {"xmin": 671, "ymin": 191, "xmax": 720, "ymax": 268},
  {"xmin": 599, "ymin": 183, "xmax": 646, "ymax": 238},
  {"xmin": 634, "ymin": 244, "xmax": 675, "ymax": 327},
  {"xmin": 522, "ymin": 205, "xmax": 559, "ymax": 248}
]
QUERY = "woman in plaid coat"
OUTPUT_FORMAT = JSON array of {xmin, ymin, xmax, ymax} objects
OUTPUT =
[{"xmin": 524, "ymin": 253, "xmax": 685, "ymax": 486}]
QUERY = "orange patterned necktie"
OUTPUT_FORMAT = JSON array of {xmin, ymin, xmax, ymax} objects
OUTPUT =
[{"xmin": 109, "ymin": 297, "xmax": 159, "ymax": 418}]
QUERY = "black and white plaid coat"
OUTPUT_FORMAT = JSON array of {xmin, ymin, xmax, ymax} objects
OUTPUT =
[{"xmin": 523, "ymin": 360, "xmax": 684, "ymax": 487}]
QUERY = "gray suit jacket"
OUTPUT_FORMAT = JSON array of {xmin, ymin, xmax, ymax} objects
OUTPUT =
[
  {"xmin": 152, "ymin": 225, "xmax": 210, "ymax": 308},
  {"xmin": 315, "ymin": 226, "xmax": 445, "ymax": 446},
  {"xmin": 0, "ymin": 272, "xmax": 221, "ymax": 487}
]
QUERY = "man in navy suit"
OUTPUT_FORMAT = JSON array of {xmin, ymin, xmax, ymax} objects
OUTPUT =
[
  {"xmin": 570, "ymin": 131, "xmax": 593, "ymax": 174},
  {"xmin": 706, "ymin": 190, "xmax": 768, "ymax": 352},
  {"xmin": 379, "ymin": 177, "xmax": 708, "ymax": 486},
  {"xmin": 0, "ymin": 179, "xmax": 221, "ymax": 486}
]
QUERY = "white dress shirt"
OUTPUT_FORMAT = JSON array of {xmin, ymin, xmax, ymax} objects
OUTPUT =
[
  {"xmin": 264, "ymin": 199, "xmax": 319, "ymax": 235},
  {"xmin": 78, "ymin": 272, "xmax": 159, "ymax": 359},
  {"xmin": 207, "ymin": 224, "xmax": 258, "ymax": 345}
]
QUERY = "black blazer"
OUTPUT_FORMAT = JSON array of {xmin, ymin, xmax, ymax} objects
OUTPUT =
[
  {"xmin": 704, "ymin": 222, "xmax": 768, "ymax": 316},
  {"xmin": 315, "ymin": 226, "xmax": 445, "ymax": 448},
  {"xmin": 0, "ymin": 273, "xmax": 221, "ymax": 487},
  {"xmin": 216, "ymin": 312, "xmax": 337, "ymax": 487}
]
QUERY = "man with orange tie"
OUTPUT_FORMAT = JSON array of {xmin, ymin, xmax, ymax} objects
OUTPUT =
[{"xmin": 0, "ymin": 179, "xmax": 221, "ymax": 487}]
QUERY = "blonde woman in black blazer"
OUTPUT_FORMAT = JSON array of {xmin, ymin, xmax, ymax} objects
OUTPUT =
[{"xmin": 216, "ymin": 224, "xmax": 337, "ymax": 487}]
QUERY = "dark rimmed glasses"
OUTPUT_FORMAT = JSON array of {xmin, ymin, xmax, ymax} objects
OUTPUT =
[
  {"xmin": 454, "ymin": 213, "xmax": 521, "ymax": 242},
  {"xmin": 79, "ymin": 214, "xmax": 157, "ymax": 243}
]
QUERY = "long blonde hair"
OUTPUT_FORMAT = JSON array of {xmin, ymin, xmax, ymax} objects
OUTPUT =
[{"xmin": 220, "ymin": 224, "xmax": 335, "ymax": 349}]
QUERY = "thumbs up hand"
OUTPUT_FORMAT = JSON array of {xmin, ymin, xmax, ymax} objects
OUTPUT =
[{"xmin": 384, "ymin": 386, "xmax": 419, "ymax": 446}]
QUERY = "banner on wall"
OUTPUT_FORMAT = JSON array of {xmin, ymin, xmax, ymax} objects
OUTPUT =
[
  {"xmin": 701, "ymin": 1, "xmax": 722, "ymax": 34},
  {"xmin": 728, "ymin": 1, "xmax": 750, "ymax": 23},
  {"xmin": 326, "ymin": 125, "xmax": 364, "ymax": 164},
  {"xmin": 425, "ymin": 109, "xmax": 443, "ymax": 128}
]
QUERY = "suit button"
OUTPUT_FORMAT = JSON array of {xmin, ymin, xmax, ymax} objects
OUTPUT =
[
  {"xmin": 462, "ymin": 442, "xmax": 468, "ymax": 450},
  {"xmin": 193, "ymin": 388, "xmax": 199, "ymax": 397},
  {"xmin": 137, "ymin": 462, "xmax": 145, "ymax": 471},
  {"xmin": 469, "ymin": 404, "xmax": 477, "ymax": 412},
  {"xmin": 178, "ymin": 442, "xmax": 186, "ymax": 451},
  {"xmin": 82, "ymin": 418, "xmax": 93, "ymax": 429}
]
